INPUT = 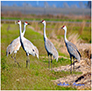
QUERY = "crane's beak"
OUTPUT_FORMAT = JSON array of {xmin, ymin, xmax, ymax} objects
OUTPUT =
[
  {"xmin": 38, "ymin": 21, "xmax": 42, "ymax": 24},
  {"xmin": 28, "ymin": 23, "xmax": 31, "ymax": 25},
  {"xmin": 60, "ymin": 26, "xmax": 63, "ymax": 29},
  {"xmin": 58, "ymin": 27, "xmax": 62, "ymax": 30}
]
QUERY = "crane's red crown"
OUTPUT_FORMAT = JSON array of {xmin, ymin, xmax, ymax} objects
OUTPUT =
[
  {"xmin": 42, "ymin": 20, "xmax": 45, "ymax": 22},
  {"xmin": 25, "ymin": 21, "xmax": 28, "ymax": 23},
  {"xmin": 18, "ymin": 20, "xmax": 20, "ymax": 22},
  {"xmin": 61, "ymin": 25, "xmax": 65, "ymax": 29},
  {"xmin": 62, "ymin": 25, "xmax": 65, "ymax": 28}
]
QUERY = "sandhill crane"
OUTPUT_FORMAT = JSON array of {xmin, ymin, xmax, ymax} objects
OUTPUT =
[
  {"xmin": 6, "ymin": 21, "xmax": 25, "ymax": 67},
  {"xmin": 61, "ymin": 25, "xmax": 81, "ymax": 73},
  {"xmin": 39, "ymin": 20, "xmax": 58, "ymax": 70},
  {"xmin": 18, "ymin": 20, "xmax": 39, "ymax": 68}
]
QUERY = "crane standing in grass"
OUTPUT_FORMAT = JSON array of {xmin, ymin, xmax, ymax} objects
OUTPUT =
[
  {"xmin": 18, "ymin": 20, "xmax": 39, "ymax": 68},
  {"xmin": 39, "ymin": 20, "xmax": 58, "ymax": 70},
  {"xmin": 61, "ymin": 25, "xmax": 81, "ymax": 73},
  {"xmin": 6, "ymin": 21, "xmax": 26, "ymax": 67}
]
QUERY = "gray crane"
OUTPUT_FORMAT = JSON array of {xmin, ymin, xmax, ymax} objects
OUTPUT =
[
  {"xmin": 61, "ymin": 25, "xmax": 81, "ymax": 73},
  {"xmin": 6, "ymin": 21, "xmax": 26, "ymax": 67},
  {"xmin": 18, "ymin": 20, "xmax": 39, "ymax": 68},
  {"xmin": 39, "ymin": 20, "xmax": 58, "ymax": 70}
]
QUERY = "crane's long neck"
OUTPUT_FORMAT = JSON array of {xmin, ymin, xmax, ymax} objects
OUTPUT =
[
  {"xmin": 43, "ymin": 23, "xmax": 47, "ymax": 39},
  {"xmin": 22, "ymin": 24, "xmax": 26, "ymax": 36},
  {"xmin": 64, "ymin": 28, "xmax": 68, "ymax": 43},
  {"xmin": 19, "ymin": 23, "xmax": 23, "ymax": 39}
]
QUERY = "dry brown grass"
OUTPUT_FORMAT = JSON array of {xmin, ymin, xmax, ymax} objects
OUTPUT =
[
  {"xmin": 52, "ymin": 58, "xmax": 91, "ymax": 90},
  {"xmin": 79, "ymin": 20, "xmax": 86, "ymax": 35}
]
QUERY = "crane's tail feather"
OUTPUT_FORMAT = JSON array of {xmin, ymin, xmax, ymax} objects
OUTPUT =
[
  {"xmin": 53, "ymin": 55, "xmax": 58, "ymax": 62},
  {"xmin": 6, "ymin": 51, "xmax": 9, "ymax": 57},
  {"xmin": 77, "ymin": 50, "xmax": 81, "ymax": 57}
]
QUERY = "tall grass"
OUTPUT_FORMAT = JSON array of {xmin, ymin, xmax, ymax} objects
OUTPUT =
[{"xmin": 79, "ymin": 20, "xmax": 86, "ymax": 35}]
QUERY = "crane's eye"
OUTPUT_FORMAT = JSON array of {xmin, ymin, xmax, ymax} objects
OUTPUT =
[{"xmin": 32, "ymin": 49, "xmax": 34, "ymax": 52}]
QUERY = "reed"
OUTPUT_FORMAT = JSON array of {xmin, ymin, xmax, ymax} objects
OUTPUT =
[{"xmin": 79, "ymin": 20, "xmax": 86, "ymax": 35}]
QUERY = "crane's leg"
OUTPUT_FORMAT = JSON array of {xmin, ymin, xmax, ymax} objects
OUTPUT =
[
  {"xmin": 26, "ymin": 54, "xmax": 28, "ymax": 68},
  {"xmin": 48, "ymin": 55, "xmax": 50, "ymax": 69},
  {"xmin": 72, "ymin": 59, "xmax": 75, "ymax": 72},
  {"xmin": 73, "ymin": 61, "xmax": 75, "ymax": 72},
  {"xmin": 73, "ymin": 59, "xmax": 77, "ymax": 72},
  {"xmin": 70, "ymin": 56, "xmax": 73, "ymax": 74},
  {"xmin": 51, "ymin": 55, "xmax": 52, "ymax": 71},
  {"xmin": 11, "ymin": 52, "xmax": 14, "ymax": 59},
  {"xmin": 11, "ymin": 53, "xmax": 20, "ymax": 67},
  {"xmin": 14, "ymin": 53, "xmax": 20, "ymax": 67},
  {"xmin": 26, "ymin": 55, "xmax": 30, "ymax": 68},
  {"xmin": 28, "ymin": 56, "xmax": 30, "ymax": 68}
]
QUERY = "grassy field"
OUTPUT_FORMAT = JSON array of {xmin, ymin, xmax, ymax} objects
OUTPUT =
[{"xmin": 1, "ymin": 22, "xmax": 90, "ymax": 90}]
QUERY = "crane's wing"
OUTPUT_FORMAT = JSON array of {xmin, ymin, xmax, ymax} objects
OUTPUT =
[
  {"xmin": 6, "ymin": 37, "xmax": 21, "ymax": 56},
  {"xmin": 6, "ymin": 44, "xmax": 13, "ymax": 56},
  {"xmin": 67, "ymin": 42, "xmax": 81, "ymax": 57},
  {"xmin": 22, "ymin": 37, "xmax": 38, "ymax": 57},
  {"xmin": 34, "ymin": 46, "xmax": 39, "ymax": 59},
  {"xmin": 45, "ymin": 38, "xmax": 58, "ymax": 61},
  {"xmin": 66, "ymin": 42, "xmax": 81, "ymax": 59}
]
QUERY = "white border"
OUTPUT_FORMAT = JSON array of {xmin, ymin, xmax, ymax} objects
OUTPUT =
[{"xmin": 0, "ymin": 0, "xmax": 91, "ymax": 91}]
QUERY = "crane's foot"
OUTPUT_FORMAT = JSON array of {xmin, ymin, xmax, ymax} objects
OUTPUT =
[
  {"xmin": 50, "ymin": 68, "xmax": 53, "ymax": 71},
  {"xmin": 14, "ymin": 61, "xmax": 21, "ymax": 67},
  {"xmin": 47, "ymin": 68, "xmax": 52, "ymax": 71},
  {"xmin": 47, "ymin": 67, "xmax": 52, "ymax": 71}
]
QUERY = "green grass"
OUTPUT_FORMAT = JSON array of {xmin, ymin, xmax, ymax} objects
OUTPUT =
[{"xmin": 1, "ymin": 23, "xmax": 85, "ymax": 90}]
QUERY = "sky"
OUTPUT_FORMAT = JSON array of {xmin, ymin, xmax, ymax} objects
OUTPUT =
[{"xmin": 1, "ymin": 1, "xmax": 88, "ymax": 8}]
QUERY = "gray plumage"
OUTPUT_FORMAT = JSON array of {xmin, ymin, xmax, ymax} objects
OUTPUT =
[
  {"xmin": 40, "ymin": 20, "xmax": 58, "ymax": 69},
  {"xmin": 6, "ymin": 37, "xmax": 21, "ymax": 57},
  {"xmin": 61, "ymin": 25, "xmax": 81, "ymax": 73},
  {"xmin": 18, "ymin": 20, "xmax": 39, "ymax": 68},
  {"xmin": 65, "ymin": 41, "xmax": 81, "ymax": 62},
  {"xmin": 44, "ymin": 37, "xmax": 58, "ymax": 61},
  {"xmin": 21, "ymin": 36, "xmax": 39, "ymax": 58}
]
